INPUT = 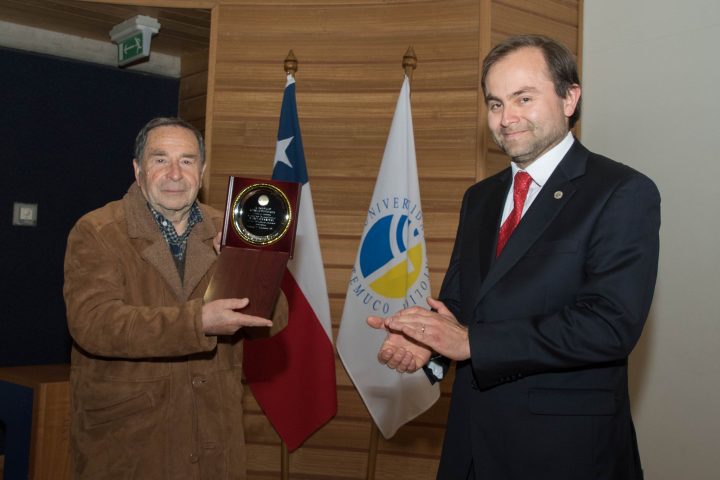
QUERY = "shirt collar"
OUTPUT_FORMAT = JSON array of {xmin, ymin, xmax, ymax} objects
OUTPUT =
[
  {"xmin": 511, "ymin": 131, "xmax": 575, "ymax": 187},
  {"xmin": 148, "ymin": 202, "xmax": 203, "ymax": 241}
]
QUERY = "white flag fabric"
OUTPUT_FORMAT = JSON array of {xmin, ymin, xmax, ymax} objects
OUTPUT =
[{"xmin": 337, "ymin": 75, "xmax": 440, "ymax": 438}]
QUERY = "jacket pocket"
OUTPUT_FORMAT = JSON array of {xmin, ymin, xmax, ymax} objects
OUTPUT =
[
  {"xmin": 84, "ymin": 390, "xmax": 154, "ymax": 428},
  {"xmin": 528, "ymin": 388, "xmax": 617, "ymax": 416}
]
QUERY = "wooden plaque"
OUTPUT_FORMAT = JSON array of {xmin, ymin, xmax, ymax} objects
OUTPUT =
[{"xmin": 204, "ymin": 176, "xmax": 301, "ymax": 318}]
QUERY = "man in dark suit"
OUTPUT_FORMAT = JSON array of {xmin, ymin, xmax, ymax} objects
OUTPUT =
[{"xmin": 367, "ymin": 34, "xmax": 660, "ymax": 479}]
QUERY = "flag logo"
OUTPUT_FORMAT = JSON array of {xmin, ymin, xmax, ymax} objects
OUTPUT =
[{"xmin": 357, "ymin": 205, "xmax": 429, "ymax": 303}]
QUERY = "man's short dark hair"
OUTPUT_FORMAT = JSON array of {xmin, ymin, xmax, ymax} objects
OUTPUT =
[
  {"xmin": 134, "ymin": 117, "xmax": 205, "ymax": 165},
  {"xmin": 481, "ymin": 34, "xmax": 581, "ymax": 128}
]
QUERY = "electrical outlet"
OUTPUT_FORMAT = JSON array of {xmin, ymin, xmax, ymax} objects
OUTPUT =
[{"xmin": 12, "ymin": 202, "xmax": 38, "ymax": 227}]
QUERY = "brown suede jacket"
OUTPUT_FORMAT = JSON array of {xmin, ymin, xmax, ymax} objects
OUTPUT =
[{"xmin": 64, "ymin": 183, "xmax": 286, "ymax": 479}]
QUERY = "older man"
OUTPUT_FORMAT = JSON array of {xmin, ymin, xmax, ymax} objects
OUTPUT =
[
  {"xmin": 64, "ymin": 117, "xmax": 284, "ymax": 479},
  {"xmin": 369, "ymin": 35, "xmax": 660, "ymax": 479}
]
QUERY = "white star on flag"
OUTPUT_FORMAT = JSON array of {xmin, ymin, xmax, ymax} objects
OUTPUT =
[{"xmin": 274, "ymin": 136, "xmax": 294, "ymax": 168}]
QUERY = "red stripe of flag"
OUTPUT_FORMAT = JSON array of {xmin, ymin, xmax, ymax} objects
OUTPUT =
[{"xmin": 243, "ymin": 271, "xmax": 337, "ymax": 451}]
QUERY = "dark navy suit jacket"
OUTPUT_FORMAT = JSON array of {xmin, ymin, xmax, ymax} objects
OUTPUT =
[{"xmin": 436, "ymin": 140, "xmax": 660, "ymax": 480}]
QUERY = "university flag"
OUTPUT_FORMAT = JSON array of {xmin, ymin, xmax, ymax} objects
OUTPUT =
[
  {"xmin": 337, "ymin": 75, "xmax": 440, "ymax": 438},
  {"xmin": 243, "ymin": 74, "xmax": 337, "ymax": 451}
]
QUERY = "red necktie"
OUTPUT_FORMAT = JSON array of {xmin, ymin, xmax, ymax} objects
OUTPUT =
[{"xmin": 496, "ymin": 171, "xmax": 533, "ymax": 256}]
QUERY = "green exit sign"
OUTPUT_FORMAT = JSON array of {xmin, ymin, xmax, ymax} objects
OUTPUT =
[
  {"xmin": 117, "ymin": 32, "xmax": 146, "ymax": 65},
  {"xmin": 110, "ymin": 16, "xmax": 159, "ymax": 67}
]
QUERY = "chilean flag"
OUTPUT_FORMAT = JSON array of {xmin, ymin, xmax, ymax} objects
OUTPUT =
[{"xmin": 243, "ymin": 74, "xmax": 337, "ymax": 451}]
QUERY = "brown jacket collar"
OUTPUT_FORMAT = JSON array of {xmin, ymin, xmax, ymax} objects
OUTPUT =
[{"xmin": 123, "ymin": 183, "xmax": 220, "ymax": 301}]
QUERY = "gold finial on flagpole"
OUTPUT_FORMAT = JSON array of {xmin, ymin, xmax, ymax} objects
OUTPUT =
[
  {"xmin": 284, "ymin": 49, "xmax": 298, "ymax": 75},
  {"xmin": 402, "ymin": 46, "xmax": 417, "ymax": 81}
]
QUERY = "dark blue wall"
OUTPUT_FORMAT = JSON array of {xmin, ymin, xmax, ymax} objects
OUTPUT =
[{"xmin": 0, "ymin": 47, "xmax": 180, "ymax": 370}]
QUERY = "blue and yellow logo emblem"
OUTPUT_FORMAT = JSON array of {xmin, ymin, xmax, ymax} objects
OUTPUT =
[
  {"xmin": 360, "ymin": 214, "xmax": 422, "ymax": 299},
  {"xmin": 349, "ymin": 196, "xmax": 430, "ymax": 314}
]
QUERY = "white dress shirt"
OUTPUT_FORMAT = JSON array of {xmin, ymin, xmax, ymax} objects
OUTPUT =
[{"xmin": 500, "ymin": 132, "xmax": 575, "ymax": 224}]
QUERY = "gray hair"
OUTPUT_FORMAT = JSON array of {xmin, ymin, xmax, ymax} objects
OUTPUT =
[{"xmin": 133, "ymin": 117, "xmax": 205, "ymax": 165}]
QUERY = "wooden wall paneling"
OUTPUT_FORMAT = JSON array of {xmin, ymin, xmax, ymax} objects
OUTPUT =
[
  {"xmin": 309, "ymin": 177, "xmax": 467, "ymax": 215},
  {"xmin": 314, "ymin": 210, "xmax": 460, "ymax": 240},
  {"xmin": 88, "ymin": 0, "xmax": 217, "ymax": 8},
  {"xmin": 207, "ymin": 0, "xmax": 481, "ymax": 202},
  {"xmin": 489, "ymin": 0, "xmax": 581, "ymax": 57},
  {"xmin": 477, "ymin": 0, "xmax": 492, "ymax": 182},
  {"xmin": 180, "ymin": 64, "xmax": 208, "ymax": 100},
  {"xmin": 286, "ymin": 447, "xmax": 368, "ymax": 479},
  {"xmin": 374, "ymin": 453, "xmax": 441, "ymax": 480},
  {"xmin": 213, "ymin": 55, "xmax": 480, "ymax": 92},
  {"xmin": 492, "ymin": 1, "xmax": 579, "ymax": 52},
  {"xmin": 246, "ymin": 474, "xmax": 278, "ymax": 480},
  {"xmin": 200, "ymin": 3, "xmax": 220, "ymax": 200},
  {"xmin": 486, "ymin": 145, "xmax": 511, "ymax": 177},
  {"xmin": 28, "ymin": 379, "xmax": 72, "ymax": 479},
  {"xmin": 377, "ymin": 423, "xmax": 445, "ymax": 455},
  {"xmin": 335, "ymin": 386, "xmax": 373, "ymax": 420},
  {"xmin": 302, "ymin": 418, "xmax": 372, "ymax": 449},
  {"xmin": 179, "ymin": 96, "xmax": 208, "ymax": 129},
  {"xmin": 209, "ymin": 142, "xmax": 477, "ymax": 179},
  {"xmin": 495, "ymin": 0, "xmax": 579, "ymax": 26},
  {"xmin": 243, "ymin": 412, "xmax": 281, "ymax": 444}
]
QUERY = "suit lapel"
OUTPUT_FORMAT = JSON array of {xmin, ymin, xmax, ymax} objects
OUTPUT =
[
  {"xmin": 466, "ymin": 170, "xmax": 510, "ymax": 304},
  {"xmin": 474, "ymin": 141, "xmax": 589, "ymax": 305}
]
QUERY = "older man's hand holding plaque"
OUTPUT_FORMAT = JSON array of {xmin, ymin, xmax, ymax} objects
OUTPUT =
[{"xmin": 204, "ymin": 176, "xmax": 300, "ymax": 318}]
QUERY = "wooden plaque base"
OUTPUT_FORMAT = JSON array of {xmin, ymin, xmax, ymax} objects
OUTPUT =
[{"xmin": 203, "ymin": 247, "xmax": 290, "ymax": 318}]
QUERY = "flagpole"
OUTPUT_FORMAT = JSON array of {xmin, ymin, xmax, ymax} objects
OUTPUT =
[
  {"xmin": 281, "ymin": 442, "xmax": 289, "ymax": 480},
  {"xmin": 366, "ymin": 422, "xmax": 380, "ymax": 480},
  {"xmin": 278, "ymin": 49, "xmax": 298, "ymax": 480},
  {"xmin": 364, "ymin": 46, "xmax": 419, "ymax": 480}
]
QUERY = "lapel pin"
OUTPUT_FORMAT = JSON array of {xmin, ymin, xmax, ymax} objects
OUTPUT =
[{"xmin": 554, "ymin": 191, "xmax": 563, "ymax": 200}]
